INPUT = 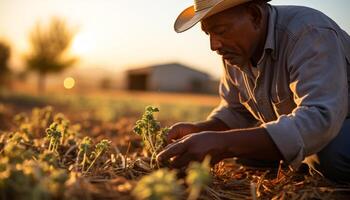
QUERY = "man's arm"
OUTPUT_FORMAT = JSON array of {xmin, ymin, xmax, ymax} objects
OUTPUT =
[
  {"xmin": 158, "ymin": 127, "xmax": 283, "ymax": 168},
  {"xmin": 262, "ymin": 27, "xmax": 348, "ymax": 169},
  {"xmin": 223, "ymin": 127, "xmax": 283, "ymax": 161},
  {"xmin": 194, "ymin": 118, "xmax": 230, "ymax": 131}
]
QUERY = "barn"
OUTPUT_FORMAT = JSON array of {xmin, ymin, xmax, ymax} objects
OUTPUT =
[{"xmin": 126, "ymin": 63, "xmax": 217, "ymax": 93}]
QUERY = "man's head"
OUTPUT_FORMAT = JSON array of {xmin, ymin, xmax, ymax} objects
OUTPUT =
[
  {"xmin": 201, "ymin": 1, "xmax": 269, "ymax": 67},
  {"xmin": 174, "ymin": 0, "xmax": 270, "ymax": 68}
]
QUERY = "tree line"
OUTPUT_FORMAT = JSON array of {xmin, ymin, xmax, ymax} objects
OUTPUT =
[{"xmin": 0, "ymin": 17, "xmax": 77, "ymax": 93}]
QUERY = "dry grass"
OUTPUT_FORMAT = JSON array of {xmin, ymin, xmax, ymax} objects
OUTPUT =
[
  {"xmin": 60, "ymin": 156, "xmax": 350, "ymax": 200},
  {"xmin": 0, "ymin": 92, "xmax": 349, "ymax": 200}
]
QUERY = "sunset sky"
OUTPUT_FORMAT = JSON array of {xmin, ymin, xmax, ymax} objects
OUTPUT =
[{"xmin": 0, "ymin": 0, "xmax": 349, "ymax": 78}]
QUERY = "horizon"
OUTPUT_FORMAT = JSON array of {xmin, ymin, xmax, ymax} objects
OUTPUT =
[{"xmin": 0, "ymin": 0, "xmax": 349, "ymax": 79}]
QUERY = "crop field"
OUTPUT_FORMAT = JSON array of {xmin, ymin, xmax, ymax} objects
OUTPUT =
[{"xmin": 0, "ymin": 91, "xmax": 349, "ymax": 200}]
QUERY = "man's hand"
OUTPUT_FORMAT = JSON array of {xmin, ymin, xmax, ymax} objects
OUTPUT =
[
  {"xmin": 158, "ymin": 131, "xmax": 230, "ymax": 168},
  {"xmin": 166, "ymin": 122, "xmax": 201, "ymax": 143},
  {"xmin": 166, "ymin": 119, "xmax": 230, "ymax": 144},
  {"xmin": 158, "ymin": 127, "xmax": 284, "ymax": 169}
]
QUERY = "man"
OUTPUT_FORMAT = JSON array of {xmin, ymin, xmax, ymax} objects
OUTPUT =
[{"xmin": 157, "ymin": 0, "xmax": 350, "ymax": 182}]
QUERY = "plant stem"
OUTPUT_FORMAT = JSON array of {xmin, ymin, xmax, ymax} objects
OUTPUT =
[
  {"xmin": 48, "ymin": 140, "xmax": 52, "ymax": 151},
  {"xmin": 188, "ymin": 186, "xmax": 201, "ymax": 200},
  {"xmin": 82, "ymin": 153, "xmax": 87, "ymax": 172},
  {"xmin": 85, "ymin": 151, "xmax": 101, "ymax": 173},
  {"xmin": 146, "ymin": 121, "xmax": 157, "ymax": 156}
]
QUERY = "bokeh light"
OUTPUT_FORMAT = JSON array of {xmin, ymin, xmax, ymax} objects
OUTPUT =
[{"xmin": 63, "ymin": 77, "xmax": 75, "ymax": 89}]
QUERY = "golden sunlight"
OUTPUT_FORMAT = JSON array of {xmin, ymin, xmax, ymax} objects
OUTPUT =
[
  {"xmin": 63, "ymin": 77, "xmax": 75, "ymax": 89},
  {"xmin": 71, "ymin": 32, "xmax": 93, "ymax": 56}
]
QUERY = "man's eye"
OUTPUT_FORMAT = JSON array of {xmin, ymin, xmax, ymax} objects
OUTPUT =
[{"xmin": 214, "ymin": 27, "xmax": 227, "ymax": 35}]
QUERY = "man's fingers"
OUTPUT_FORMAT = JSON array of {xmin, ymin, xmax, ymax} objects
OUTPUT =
[
  {"xmin": 166, "ymin": 129, "xmax": 179, "ymax": 144},
  {"xmin": 157, "ymin": 141, "xmax": 186, "ymax": 163},
  {"xmin": 170, "ymin": 153, "xmax": 192, "ymax": 168}
]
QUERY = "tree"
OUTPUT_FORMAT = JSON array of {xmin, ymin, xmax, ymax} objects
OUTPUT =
[
  {"xmin": 25, "ymin": 17, "xmax": 77, "ymax": 93},
  {"xmin": 0, "ymin": 41, "xmax": 11, "ymax": 90}
]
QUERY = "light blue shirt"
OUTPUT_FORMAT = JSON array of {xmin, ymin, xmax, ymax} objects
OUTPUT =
[{"xmin": 208, "ymin": 5, "xmax": 350, "ymax": 169}]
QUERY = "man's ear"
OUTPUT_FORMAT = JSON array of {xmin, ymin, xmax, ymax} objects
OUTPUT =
[{"xmin": 246, "ymin": 3, "xmax": 264, "ymax": 30}]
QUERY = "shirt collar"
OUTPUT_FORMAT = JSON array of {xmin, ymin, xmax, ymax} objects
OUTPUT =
[
  {"xmin": 258, "ymin": 4, "xmax": 277, "ymax": 64},
  {"xmin": 227, "ymin": 5, "xmax": 277, "ymax": 72}
]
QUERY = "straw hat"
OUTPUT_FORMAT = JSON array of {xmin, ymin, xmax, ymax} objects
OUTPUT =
[{"xmin": 174, "ymin": 0, "xmax": 252, "ymax": 33}]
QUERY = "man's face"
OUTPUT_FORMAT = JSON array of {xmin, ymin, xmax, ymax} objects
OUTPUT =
[{"xmin": 201, "ymin": 5, "xmax": 261, "ymax": 68}]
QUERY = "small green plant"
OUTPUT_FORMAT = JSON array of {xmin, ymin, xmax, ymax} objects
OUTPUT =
[
  {"xmin": 13, "ymin": 113, "xmax": 33, "ymax": 138},
  {"xmin": 53, "ymin": 113, "xmax": 70, "ymax": 144},
  {"xmin": 13, "ymin": 112, "xmax": 28, "ymax": 124},
  {"xmin": 1, "ymin": 107, "xmax": 116, "ymax": 199},
  {"xmin": 4, "ymin": 137, "xmax": 34, "ymax": 164},
  {"xmin": 133, "ymin": 106, "xmax": 169, "ymax": 168},
  {"xmin": 132, "ymin": 169, "xmax": 183, "ymax": 200},
  {"xmin": 77, "ymin": 136, "xmax": 93, "ymax": 172},
  {"xmin": 85, "ymin": 139, "xmax": 111, "ymax": 173},
  {"xmin": 31, "ymin": 106, "xmax": 53, "ymax": 137},
  {"xmin": 0, "ymin": 159, "xmax": 68, "ymax": 200},
  {"xmin": 186, "ymin": 156, "xmax": 212, "ymax": 200},
  {"xmin": 52, "ymin": 113, "xmax": 80, "ymax": 147},
  {"xmin": 46, "ymin": 122, "xmax": 62, "ymax": 153},
  {"xmin": 39, "ymin": 150, "xmax": 59, "ymax": 167}
]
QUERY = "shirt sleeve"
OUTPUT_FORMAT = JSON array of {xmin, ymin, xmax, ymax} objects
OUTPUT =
[
  {"xmin": 262, "ymin": 27, "xmax": 348, "ymax": 169},
  {"xmin": 207, "ymin": 63, "xmax": 258, "ymax": 129}
]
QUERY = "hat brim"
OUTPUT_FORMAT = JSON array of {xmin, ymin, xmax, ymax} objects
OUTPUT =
[{"xmin": 174, "ymin": 0, "xmax": 251, "ymax": 33}]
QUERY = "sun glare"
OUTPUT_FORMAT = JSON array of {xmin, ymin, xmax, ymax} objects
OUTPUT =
[
  {"xmin": 71, "ymin": 33, "xmax": 92, "ymax": 56},
  {"xmin": 63, "ymin": 77, "xmax": 75, "ymax": 89}
]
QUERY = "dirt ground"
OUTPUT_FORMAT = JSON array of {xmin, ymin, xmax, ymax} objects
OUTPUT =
[{"xmin": 1, "ymin": 92, "xmax": 350, "ymax": 200}]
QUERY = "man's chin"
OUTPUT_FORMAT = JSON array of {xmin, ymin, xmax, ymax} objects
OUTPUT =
[{"xmin": 225, "ymin": 58, "xmax": 244, "ymax": 68}]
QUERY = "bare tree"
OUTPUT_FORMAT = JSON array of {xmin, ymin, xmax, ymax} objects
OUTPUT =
[
  {"xmin": 25, "ymin": 17, "xmax": 77, "ymax": 92},
  {"xmin": 0, "ymin": 41, "xmax": 11, "ymax": 90}
]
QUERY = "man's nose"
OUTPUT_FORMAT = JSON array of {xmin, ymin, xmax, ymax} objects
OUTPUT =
[{"xmin": 210, "ymin": 35, "xmax": 222, "ymax": 51}]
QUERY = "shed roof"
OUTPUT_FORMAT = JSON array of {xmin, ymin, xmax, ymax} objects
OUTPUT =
[{"xmin": 127, "ymin": 63, "xmax": 210, "ymax": 77}]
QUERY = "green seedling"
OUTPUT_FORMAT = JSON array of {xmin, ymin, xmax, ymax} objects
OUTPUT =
[
  {"xmin": 52, "ymin": 113, "xmax": 79, "ymax": 147},
  {"xmin": 32, "ymin": 106, "xmax": 53, "ymax": 130},
  {"xmin": 186, "ymin": 156, "xmax": 212, "ymax": 200},
  {"xmin": 13, "ymin": 113, "xmax": 29, "ymax": 125},
  {"xmin": 46, "ymin": 122, "xmax": 62, "ymax": 153},
  {"xmin": 85, "ymin": 139, "xmax": 111, "ymax": 173},
  {"xmin": 133, "ymin": 106, "xmax": 169, "ymax": 168},
  {"xmin": 0, "ymin": 159, "xmax": 68, "ymax": 200},
  {"xmin": 3, "ymin": 138, "xmax": 34, "ymax": 164},
  {"xmin": 39, "ymin": 150, "xmax": 59, "ymax": 167},
  {"xmin": 53, "ymin": 113, "xmax": 70, "ymax": 145},
  {"xmin": 13, "ymin": 113, "xmax": 33, "ymax": 138},
  {"xmin": 133, "ymin": 169, "xmax": 183, "ymax": 200},
  {"xmin": 77, "ymin": 136, "xmax": 93, "ymax": 172}
]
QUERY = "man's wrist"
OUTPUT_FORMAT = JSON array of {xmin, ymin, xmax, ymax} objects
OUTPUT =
[
  {"xmin": 219, "ymin": 127, "xmax": 283, "ymax": 160},
  {"xmin": 194, "ymin": 118, "xmax": 230, "ymax": 132}
]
